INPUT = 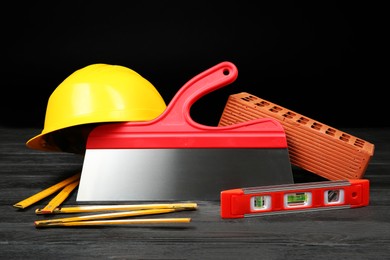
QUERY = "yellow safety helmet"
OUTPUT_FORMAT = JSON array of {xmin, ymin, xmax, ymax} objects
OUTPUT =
[{"xmin": 26, "ymin": 63, "xmax": 166, "ymax": 154}]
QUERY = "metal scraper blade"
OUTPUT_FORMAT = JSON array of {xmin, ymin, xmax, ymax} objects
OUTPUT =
[
  {"xmin": 76, "ymin": 61, "xmax": 294, "ymax": 202},
  {"xmin": 76, "ymin": 148, "xmax": 293, "ymax": 201}
]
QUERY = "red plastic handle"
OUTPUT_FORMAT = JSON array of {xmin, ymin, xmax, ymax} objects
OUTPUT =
[
  {"xmin": 158, "ymin": 61, "xmax": 238, "ymax": 126},
  {"xmin": 87, "ymin": 62, "xmax": 288, "ymax": 149}
]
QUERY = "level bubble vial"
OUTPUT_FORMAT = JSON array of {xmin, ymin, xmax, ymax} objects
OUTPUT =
[
  {"xmin": 324, "ymin": 189, "xmax": 344, "ymax": 205},
  {"xmin": 251, "ymin": 195, "xmax": 271, "ymax": 211},
  {"xmin": 284, "ymin": 192, "xmax": 312, "ymax": 208}
]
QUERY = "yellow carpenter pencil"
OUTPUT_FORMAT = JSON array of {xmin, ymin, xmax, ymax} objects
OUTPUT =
[
  {"xmin": 35, "ymin": 203, "xmax": 198, "ymax": 214},
  {"xmin": 35, "ymin": 218, "xmax": 192, "ymax": 228},
  {"xmin": 34, "ymin": 208, "xmax": 179, "ymax": 225}
]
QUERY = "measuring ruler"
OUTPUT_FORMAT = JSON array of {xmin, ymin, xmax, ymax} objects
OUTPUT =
[
  {"xmin": 220, "ymin": 179, "xmax": 369, "ymax": 218},
  {"xmin": 37, "ymin": 181, "xmax": 79, "ymax": 214},
  {"xmin": 13, "ymin": 172, "xmax": 80, "ymax": 209}
]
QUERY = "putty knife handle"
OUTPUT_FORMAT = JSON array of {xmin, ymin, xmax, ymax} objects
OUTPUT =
[{"xmin": 157, "ymin": 61, "xmax": 238, "ymax": 125}]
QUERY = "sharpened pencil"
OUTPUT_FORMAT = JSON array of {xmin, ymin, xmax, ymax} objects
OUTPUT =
[
  {"xmin": 35, "ymin": 218, "xmax": 192, "ymax": 228},
  {"xmin": 34, "ymin": 208, "xmax": 180, "ymax": 225},
  {"xmin": 35, "ymin": 202, "xmax": 198, "ymax": 214}
]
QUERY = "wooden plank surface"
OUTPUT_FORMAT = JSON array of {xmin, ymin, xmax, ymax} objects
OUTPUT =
[{"xmin": 1, "ymin": 127, "xmax": 389, "ymax": 259}]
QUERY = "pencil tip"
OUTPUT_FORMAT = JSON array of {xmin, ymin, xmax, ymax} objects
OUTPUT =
[{"xmin": 13, "ymin": 204, "xmax": 23, "ymax": 209}]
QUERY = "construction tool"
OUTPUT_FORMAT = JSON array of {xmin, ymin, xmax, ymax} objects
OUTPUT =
[
  {"xmin": 34, "ymin": 208, "xmax": 184, "ymax": 225},
  {"xmin": 76, "ymin": 61, "xmax": 294, "ymax": 201},
  {"xmin": 13, "ymin": 173, "xmax": 196, "ymax": 228},
  {"xmin": 36, "ymin": 203, "xmax": 198, "ymax": 214},
  {"xmin": 13, "ymin": 173, "xmax": 80, "ymax": 209},
  {"xmin": 35, "ymin": 218, "xmax": 192, "ymax": 228},
  {"xmin": 34, "ymin": 206, "xmax": 195, "ymax": 228},
  {"xmin": 218, "ymin": 92, "xmax": 375, "ymax": 180},
  {"xmin": 220, "ymin": 179, "xmax": 369, "ymax": 218},
  {"xmin": 38, "ymin": 181, "xmax": 79, "ymax": 214}
]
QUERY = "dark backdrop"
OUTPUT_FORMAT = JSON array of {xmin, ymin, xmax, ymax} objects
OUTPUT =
[{"xmin": 2, "ymin": 1, "xmax": 385, "ymax": 129}]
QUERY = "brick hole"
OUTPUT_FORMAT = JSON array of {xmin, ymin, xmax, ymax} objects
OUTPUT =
[
  {"xmin": 311, "ymin": 122, "xmax": 322, "ymax": 130},
  {"xmin": 297, "ymin": 117, "xmax": 309, "ymax": 124},
  {"xmin": 269, "ymin": 106, "xmax": 282, "ymax": 113},
  {"xmin": 339, "ymin": 133, "xmax": 350, "ymax": 142},
  {"xmin": 255, "ymin": 101, "xmax": 269, "ymax": 107},
  {"xmin": 325, "ymin": 128, "xmax": 336, "ymax": 136},
  {"xmin": 242, "ymin": 96, "xmax": 257, "ymax": 102},
  {"xmin": 354, "ymin": 139, "xmax": 365, "ymax": 148},
  {"xmin": 283, "ymin": 111, "xmax": 296, "ymax": 119}
]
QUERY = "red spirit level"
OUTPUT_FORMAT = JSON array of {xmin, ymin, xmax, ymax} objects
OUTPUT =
[{"xmin": 220, "ymin": 179, "xmax": 369, "ymax": 218}]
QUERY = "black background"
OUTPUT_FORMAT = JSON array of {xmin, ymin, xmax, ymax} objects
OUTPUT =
[{"xmin": 2, "ymin": 1, "xmax": 386, "ymax": 129}]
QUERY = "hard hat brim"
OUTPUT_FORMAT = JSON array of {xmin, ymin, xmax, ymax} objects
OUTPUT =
[{"xmin": 26, "ymin": 131, "xmax": 62, "ymax": 152}]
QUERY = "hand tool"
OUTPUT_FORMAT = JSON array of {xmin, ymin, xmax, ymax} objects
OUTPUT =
[
  {"xmin": 220, "ymin": 179, "xmax": 369, "ymax": 218},
  {"xmin": 76, "ymin": 62, "xmax": 294, "ymax": 201}
]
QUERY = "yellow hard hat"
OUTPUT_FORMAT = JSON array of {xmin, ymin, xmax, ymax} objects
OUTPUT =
[{"xmin": 26, "ymin": 63, "xmax": 166, "ymax": 153}]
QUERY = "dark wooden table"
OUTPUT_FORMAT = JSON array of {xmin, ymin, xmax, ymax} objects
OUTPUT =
[{"xmin": 1, "ymin": 127, "xmax": 389, "ymax": 259}]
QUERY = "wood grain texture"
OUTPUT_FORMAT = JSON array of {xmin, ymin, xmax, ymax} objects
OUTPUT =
[{"xmin": 1, "ymin": 127, "xmax": 389, "ymax": 259}]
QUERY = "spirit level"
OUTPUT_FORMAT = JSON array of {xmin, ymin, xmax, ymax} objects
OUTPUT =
[{"xmin": 220, "ymin": 179, "xmax": 369, "ymax": 218}]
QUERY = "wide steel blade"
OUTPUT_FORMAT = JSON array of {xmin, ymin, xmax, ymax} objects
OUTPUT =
[{"xmin": 76, "ymin": 148, "xmax": 293, "ymax": 201}]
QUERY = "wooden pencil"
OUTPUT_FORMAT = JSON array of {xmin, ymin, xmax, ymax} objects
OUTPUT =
[
  {"xmin": 34, "ymin": 208, "xmax": 179, "ymax": 226},
  {"xmin": 35, "ymin": 218, "xmax": 192, "ymax": 228},
  {"xmin": 35, "ymin": 202, "xmax": 198, "ymax": 214}
]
